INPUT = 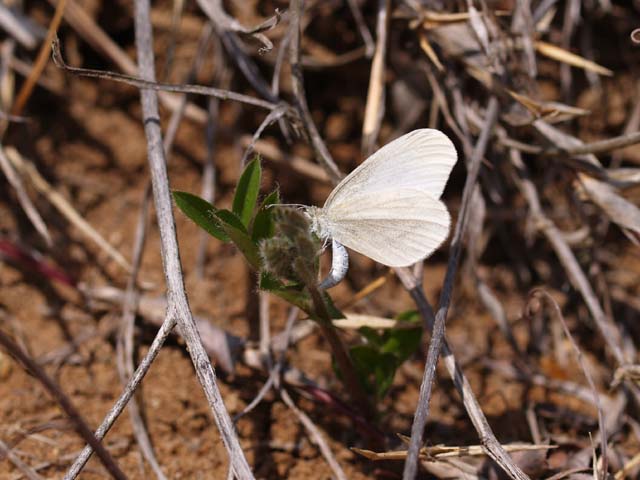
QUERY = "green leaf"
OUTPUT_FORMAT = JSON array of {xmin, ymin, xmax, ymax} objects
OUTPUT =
[
  {"xmin": 259, "ymin": 270, "xmax": 285, "ymax": 291},
  {"xmin": 395, "ymin": 310, "xmax": 421, "ymax": 323},
  {"xmin": 373, "ymin": 352, "xmax": 399, "ymax": 397},
  {"xmin": 348, "ymin": 345, "xmax": 378, "ymax": 395},
  {"xmin": 232, "ymin": 157, "xmax": 262, "ymax": 228},
  {"xmin": 349, "ymin": 346, "xmax": 398, "ymax": 398},
  {"xmin": 323, "ymin": 292, "xmax": 345, "ymax": 320},
  {"xmin": 358, "ymin": 327, "xmax": 385, "ymax": 348},
  {"xmin": 251, "ymin": 189, "xmax": 280, "ymax": 242},
  {"xmin": 380, "ymin": 327, "xmax": 422, "ymax": 361},
  {"xmin": 380, "ymin": 310, "xmax": 422, "ymax": 361},
  {"xmin": 349, "ymin": 310, "xmax": 422, "ymax": 399},
  {"xmin": 217, "ymin": 209, "xmax": 260, "ymax": 269},
  {"xmin": 216, "ymin": 209, "xmax": 249, "ymax": 233},
  {"xmin": 172, "ymin": 191, "xmax": 229, "ymax": 242},
  {"xmin": 259, "ymin": 271, "xmax": 313, "ymax": 312}
]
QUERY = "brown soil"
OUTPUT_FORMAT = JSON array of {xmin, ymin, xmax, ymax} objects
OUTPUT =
[{"xmin": 2, "ymin": 1, "xmax": 640, "ymax": 479}]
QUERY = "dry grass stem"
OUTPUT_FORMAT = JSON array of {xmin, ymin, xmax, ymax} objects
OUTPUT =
[{"xmin": 3, "ymin": 2, "xmax": 640, "ymax": 479}]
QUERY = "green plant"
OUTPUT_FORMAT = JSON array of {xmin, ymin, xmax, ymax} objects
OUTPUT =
[
  {"xmin": 349, "ymin": 310, "xmax": 423, "ymax": 399},
  {"xmin": 173, "ymin": 157, "xmax": 423, "ymax": 411},
  {"xmin": 173, "ymin": 158, "xmax": 318, "ymax": 313}
]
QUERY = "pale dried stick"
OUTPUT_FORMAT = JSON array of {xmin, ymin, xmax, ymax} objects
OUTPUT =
[
  {"xmin": 280, "ymin": 388, "xmax": 347, "ymax": 480},
  {"xmin": 357, "ymin": 442, "xmax": 554, "ymax": 461},
  {"xmin": 259, "ymin": 293, "xmax": 271, "ymax": 365},
  {"xmin": 115, "ymin": 189, "xmax": 166, "ymax": 480},
  {"xmin": 504, "ymin": 130, "xmax": 640, "ymax": 159},
  {"xmin": 511, "ymin": 0, "xmax": 536, "ymax": 77},
  {"xmin": 559, "ymin": 0, "xmax": 581, "ymax": 99},
  {"xmin": 65, "ymin": 1, "xmax": 254, "ymax": 478},
  {"xmin": 346, "ymin": 0, "xmax": 375, "ymax": 57},
  {"xmin": 288, "ymin": 0, "xmax": 343, "ymax": 183},
  {"xmin": 0, "ymin": 144, "xmax": 51, "ymax": 246},
  {"xmin": 131, "ymin": 1, "xmax": 252, "ymax": 477},
  {"xmin": 195, "ymin": 37, "xmax": 229, "ymax": 278},
  {"xmin": 0, "ymin": 5, "xmax": 40, "ymax": 50},
  {"xmin": 542, "ymin": 131, "xmax": 640, "ymax": 157},
  {"xmin": 234, "ymin": 307, "xmax": 298, "ymax": 423},
  {"xmin": 241, "ymin": 137, "xmax": 331, "ymax": 183},
  {"xmin": 402, "ymin": 98, "xmax": 500, "ymax": 478},
  {"xmin": 270, "ymin": 26, "xmax": 290, "ymax": 96},
  {"xmin": 9, "ymin": 0, "xmax": 66, "ymax": 117},
  {"xmin": 361, "ymin": 0, "xmax": 390, "ymax": 156},
  {"xmin": 195, "ymin": 96, "xmax": 219, "ymax": 279},
  {"xmin": 402, "ymin": 97, "xmax": 528, "ymax": 480},
  {"xmin": 45, "ymin": 0, "xmax": 207, "ymax": 123},
  {"xmin": 0, "ymin": 438, "xmax": 43, "ymax": 480},
  {"xmin": 152, "ymin": 21, "xmax": 215, "ymax": 283},
  {"xmin": 532, "ymin": 0, "xmax": 560, "ymax": 23},
  {"xmin": 194, "ymin": 0, "xmax": 279, "ymax": 53},
  {"xmin": 476, "ymin": 279, "xmax": 523, "ymax": 356},
  {"xmin": 51, "ymin": 38, "xmax": 276, "ymax": 112},
  {"xmin": 0, "ymin": 330, "xmax": 126, "ymax": 480},
  {"xmin": 241, "ymin": 105, "xmax": 289, "ymax": 165},
  {"xmin": 160, "ymin": 0, "xmax": 185, "ymax": 78},
  {"xmin": 195, "ymin": 0, "xmax": 279, "ymax": 102},
  {"xmin": 422, "ymin": 65, "xmax": 472, "ymax": 157},
  {"xmin": 396, "ymin": 269, "xmax": 530, "ymax": 480},
  {"xmin": 509, "ymin": 148, "xmax": 640, "ymax": 408},
  {"xmin": 4, "ymin": 147, "xmax": 131, "ymax": 272},
  {"xmin": 8, "ymin": 55, "xmax": 60, "ymax": 94},
  {"xmin": 64, "ymin": 313, "xmax": 177, "ymax": 479},
  {"xmin": 528, "ymin": 289, "xmax": 607, "ymax": 477},
  {"xmin": 162, "ymin": 23, "xmax": 214, "ymax": 154}
]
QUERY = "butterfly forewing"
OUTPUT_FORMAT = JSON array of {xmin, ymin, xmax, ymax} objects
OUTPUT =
[{"xmin": 324, "ymin": 129, "xmax": 457, "ymax": 209}]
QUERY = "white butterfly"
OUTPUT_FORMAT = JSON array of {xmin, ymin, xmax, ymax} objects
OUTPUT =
[{"xmin": 306, "ymin": 129, "xmax": 457, "ymax": 286}]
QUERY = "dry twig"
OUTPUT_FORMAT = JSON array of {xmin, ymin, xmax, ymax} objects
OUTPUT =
[
  {"xmin": 64, "ymin": 1, "xmax": 254, "ymax": 478},
  {"xmin": 402, "ymin": 98, "xmax": 528, "ymax": 480},
  {"xmin": 115, "ymin": 189, "xmax": 166, "ymax": 479},
  {"xmin": 5, "ymin": 147, "xmax": 131, "ymax": 272},
  {"xmin": 528, "ymin": 289, "xmax": 608, "ymax": 477},
  {"xmin": 0, "ymin": 330, "xmax": 127, "ymax": 480},
  {"xmin": 288, "ymin": 0, "xmax": 342, "ymax": 183}
]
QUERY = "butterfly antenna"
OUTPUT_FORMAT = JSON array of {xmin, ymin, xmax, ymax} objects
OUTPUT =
[{"xmin": 267, "ymin": 203, "xmax": 308, "ymax": 210}]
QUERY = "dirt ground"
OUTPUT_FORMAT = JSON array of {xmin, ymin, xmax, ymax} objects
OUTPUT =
[{"xmin": 1, "ymin": 1, "xmax": 640, "ymax": 479}]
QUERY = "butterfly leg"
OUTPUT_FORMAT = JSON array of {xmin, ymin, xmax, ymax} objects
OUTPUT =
[{"xmin": 318, "ymin": 239, "xmax": 349, "ymax": 290}]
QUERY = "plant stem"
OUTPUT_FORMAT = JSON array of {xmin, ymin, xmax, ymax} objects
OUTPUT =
[{"xmin": 307, "ymin": 285, "xmax": 374, "ymax": 419}]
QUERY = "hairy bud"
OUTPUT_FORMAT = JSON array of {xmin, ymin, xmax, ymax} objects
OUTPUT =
[{"xmin": 259, "ymin": 207, "xmax": 321, "ymax": 285}]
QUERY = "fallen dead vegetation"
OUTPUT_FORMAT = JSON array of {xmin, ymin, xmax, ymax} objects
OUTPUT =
[{"xmin": 1, "ymin": 1, "xmax": 640, "ymax": 479}]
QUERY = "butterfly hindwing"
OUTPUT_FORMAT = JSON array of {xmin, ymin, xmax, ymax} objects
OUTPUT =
[{"xmin": 324, "ymin": 189, "xmax": 450, "ymax": 267}]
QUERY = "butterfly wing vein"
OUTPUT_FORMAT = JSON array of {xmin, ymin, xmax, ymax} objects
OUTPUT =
[
  {"xmin": 324, "ymin": 129, "xmax": 457, "ymax": 208},
  {"xmin": 315, "ymin": 128, "xmax": 457, "ymax": 267},
  {"xmin": 324, "ymin": 190, "xmax": 450, "ymax": 267}
]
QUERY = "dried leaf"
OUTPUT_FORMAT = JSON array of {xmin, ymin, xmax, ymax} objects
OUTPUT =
[
  {"xmin": 506, "ymin": 90, "xmax": 590, "ymax": 125},
  {"xmin": 418, "ymin": 31, "xmax": 444, "ymax": 71},
  {"xmin": 353, "ymin": 443, "xmax": 555, "ymax": 462},
  {"xmin": 606, "ymin": 168, "xmax": 640, "ymax": 188},
  {"xmin": 535, "ymin": 40, "xmax": 613, "ymax": 76},
  {"xmin": 580, "ymin": 174, "xmax": 640, "ymax": 235},
  {"xmin": 467, "ymin": 6, "xmax": 491, "ymax": 56},
  {"xmin": 334, "ymin": 314, "xmax": 417, "ymax": 330}
]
